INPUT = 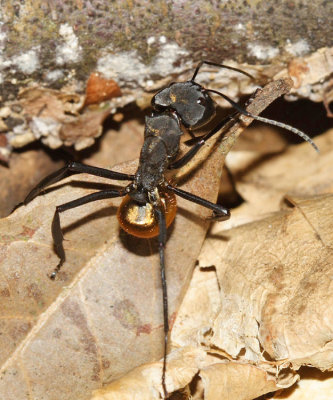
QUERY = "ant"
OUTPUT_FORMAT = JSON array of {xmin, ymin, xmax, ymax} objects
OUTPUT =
[{"xmin": 23, "ymin": 61, "xmax": 318, "ymax": 398}]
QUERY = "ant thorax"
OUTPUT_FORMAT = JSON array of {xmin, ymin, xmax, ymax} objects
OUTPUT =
[{"xmin": 134, "ymin": 112, "xmax": 183, "ymax": 193}]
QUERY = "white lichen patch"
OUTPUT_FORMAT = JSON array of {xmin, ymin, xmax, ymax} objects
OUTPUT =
[
  {"xmin": 56, "ymin": 23, "xmax": 82, "ymax": 65},
  {"xmin": 247, "ymin": 43, "xmax": 279, "ymax": 61},
  {"xmin": 145, "ymin": 79, "xmax": 154, "ymax": 87},
  {"xmin": 0, "ymin": 31, "xmax": 6, "ymax": 43},
  {"xmin": 97, "ymin": 51, "xmax": 148, "ymax": 83},
  {"xmin": 0, "ymin": 36, "xmax": 40, "ymax": 78},
  {"xmin": 153, "ymin": 43, "xmax": 189, "ymax": 77},
  {"xmin": 97, "ymin": 42, "xmax": 189, "ymax": 87},
  {"xmin": 29, "ymin": 116, "xmax": 63, "ymax": 148},
  {"xmin": 0, "ymin": 28, "xmax": 7, "ymax": 83},
  {"xmin": 235, "ymin": 23, "xmax": 245, "ymax": 31},
  {"xmin": 11, "ymin": 48, "xmax": 40, "ymax": 74},
  {"xmin": 147, "ymin": 36, "xmax": 155, "ymax": 45},
  {"xmin": 285, "ymin": 39, "xmax": 310, "ymax": 57},
  {"xmin": 45, "ymin": 69, "xmax": 64, "ymax": 82},
  {"xmin": 30, "ymin": 117, "xmax": 61, "ymax": 140}
]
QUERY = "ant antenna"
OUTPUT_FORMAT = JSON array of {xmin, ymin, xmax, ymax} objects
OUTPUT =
[
  {"xmin": 191, "ymin": 60, "xmax": 255, "ymax": 82},
  {"xmin": 207, "ymin": 88, "xmax": 319, "ymax": 153}
]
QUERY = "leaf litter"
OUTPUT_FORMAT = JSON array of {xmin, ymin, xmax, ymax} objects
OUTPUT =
[
  {"xmin": 166, "ymin": 130, "xmax": 333, "ymax": 399},
  {"xmin": 0, "ymin": 79, "xmax": 328, "ymax": 400}
]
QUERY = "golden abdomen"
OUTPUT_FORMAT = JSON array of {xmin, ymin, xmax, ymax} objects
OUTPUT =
[{"xmin": 117, "ymin": 188, "xmax": 177, "ymax": 238}]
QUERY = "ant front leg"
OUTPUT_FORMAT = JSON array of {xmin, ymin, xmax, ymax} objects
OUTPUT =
[
  {"xmin": 168, "ymin": 114, "xmax": 235, "ymax": 170},
  {"xmin": 50, "ymin": 189, "xmax": 126, "ymax": 279},
  {"xmin": 24, "ymin": 162, "xmax": 135, "ymax": 204},
  {"xmin": 166, "ymin": 185, "xmax": 230, "ymax": 221}
]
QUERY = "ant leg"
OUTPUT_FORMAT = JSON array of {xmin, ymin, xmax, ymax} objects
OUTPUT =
[
  {"xmin": 154, "ymin": 206, "xmax": 169, "ymax": 399},
  {"xmin": 191, "ymin": 60, "xmax": 255, "ymax": 82},
  {"xmin": 166, "ymin": 185, "xmax": 230, "ymax": 221},
  {"xmin": 168, "ymin": 114, "xmax": 235, "ymax": 170},
  {"xmin": 207, "ymin": 89, "xmax": 319, "ymax": 153},
  {"xmin": 50, "ymin": 188, "xmax": 126, "ymax": 279},
  {"xmin": 24, "ymin": 162, "xmax": 135, "ymax": 204}
]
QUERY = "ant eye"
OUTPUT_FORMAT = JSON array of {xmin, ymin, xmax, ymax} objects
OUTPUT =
[{"xmin": 197, "ymin": 98, "xmax": 204, "ymax": 104}]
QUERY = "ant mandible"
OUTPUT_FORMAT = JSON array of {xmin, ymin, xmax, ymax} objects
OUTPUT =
[{"xmin": 23, "ymin": 61, "xmax": 318, "ymax": 398}]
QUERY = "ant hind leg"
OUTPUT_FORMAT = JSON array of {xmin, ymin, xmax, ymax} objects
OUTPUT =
[
  {"xmin": 154, "ymin": 205, "xmax": 169, "ymax": 399},
  {"xmin": 24, "ymin": 162, "xmax": 135, "ymax": 204},
  {"xmin": 50, "ymin": 188, "xmax": 126, "ymax": 279},
  {"xmin": 166, "ymin": 184, "xmax": 230, "ymax": 221}
]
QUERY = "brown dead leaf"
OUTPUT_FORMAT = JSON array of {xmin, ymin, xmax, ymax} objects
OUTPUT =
[
  {"xmin": 60, "ymin": 108, "xmax": 111, "ymax": 150},
  {"xmin": 8, "ymin": 87, "xmax": 112, "ymax": 150},
  {"xmin": 232, "ymin": 125, "xmax": 289, "ymax": 154},
  {"xmin": 274, "ymin": 47, "xmax": 333, "ymax": 102},
  {"xmin": 219, "ymin": 128, "xmax": 332, "ymax": 230},
  {"xmin": 161, "ymin": 193, "xmax": 332, "ymax": 399},
  {"xmin": 323, "ymin": 80, "xmax": 333, "ymax": 118},
  {"xmin": 0, "ymin": 132, "xmax": 223, "ymax": 399},
  {"xmin": 19, "ymin": 87, "xmax": 83, "ymax": 118},
  {"xmin": 84, "ymin": 73, "xmax": 122, "ymax": 106},
  {"xmin": 200, "ymin": 362, "xmax": 279, "ymax": 400},
  {"xmin": 0, "ymin": 149, "xmax": 65, "ymax": 217},
  {"xmin": 82, "ymin": 119, "xmax": 144, "ymax": 169},
  {"xmin": 196, "ymin": 194, "xmax": 333, "ymax": 393},
  {"xmin": 271, "ymin": 368, "xmax": 333, "ymax": 399},
  {"xmin": 171, "ymin": 267, "xmax": 221, "ymax": 349},
  {"xmin": 92, "ymin": 347, "xmax": 207, "ymax": 400},
  {"xmin": 237, "ymin": 129, "xmax": 332, "ymax": 203},
  {"xmin": 161, "ymin": 126, "xmax": 333, "ymax": 399}
]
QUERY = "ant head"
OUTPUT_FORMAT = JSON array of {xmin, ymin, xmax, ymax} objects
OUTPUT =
[{"xmin": 152, "ymin": 81, "xmax": 216, "ymax": 129}]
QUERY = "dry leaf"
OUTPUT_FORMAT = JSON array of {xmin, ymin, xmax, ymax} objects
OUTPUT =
[
  {"xmin": 193, "ymin": 194, "xmax": 332, "ymax": 396},
  {"xmin": 164, "ymin": 191, "xmax": 332, "ymax": 399},
  {"xmin": 84, "ymin": 73, "xmax": 122, "ymax": 106},
  {"xmin": 236, "ymin": 129, "xmax": 332, "ymax": 204},
  {"xmin": 82, "ymin": 119, "xmax": 144, "ymax": 169},
  {"xmin": 323, "ymin": 80, "xmax": 333, "ymax": 118},
  {"xmin": 271, "ymin": 368, "xmax": 333, "ymax": 399},
  {"xmin": 164, "ymin": 128, "xmax": 333, "ymax": 399},
  {"xmin": 59, "ymin": 108, "xmax": 111, "ymax": 150},
  {"xmin": 202, "ymin": 194, "xmax": 333, "ymax": 363},
  {"xmin": 274, "ymin": 47, "xmax": 333, "ymax": 102},
  {"xmin": 92, "ymin": 347, "xmax": 207, "ymax": 400},
  {"xmin": 19, "ymin": 87, "xmax": 83, "ymax": 118},
  {"xmin": 199, "ymin": 362, "xmax": 279, "ymax": 400},
  {"xmin": 0, "ymin": 135, "xmax": 223, "ymax": 399},
  {"xmin": 220, "ymin": 128, "xmax": 332, "ymax": 229},
  {"xmin": 7, "ymin": 87, "xmax": 112, "ymax": 150},
  {"xmin": 0, "ymin": 149, "xmax": 65, "ymax": 217}
]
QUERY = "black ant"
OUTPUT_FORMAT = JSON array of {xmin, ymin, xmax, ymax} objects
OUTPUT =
[{"xmin": 23, "ymin": 61, "xmax": 318, "ymax": 398}]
